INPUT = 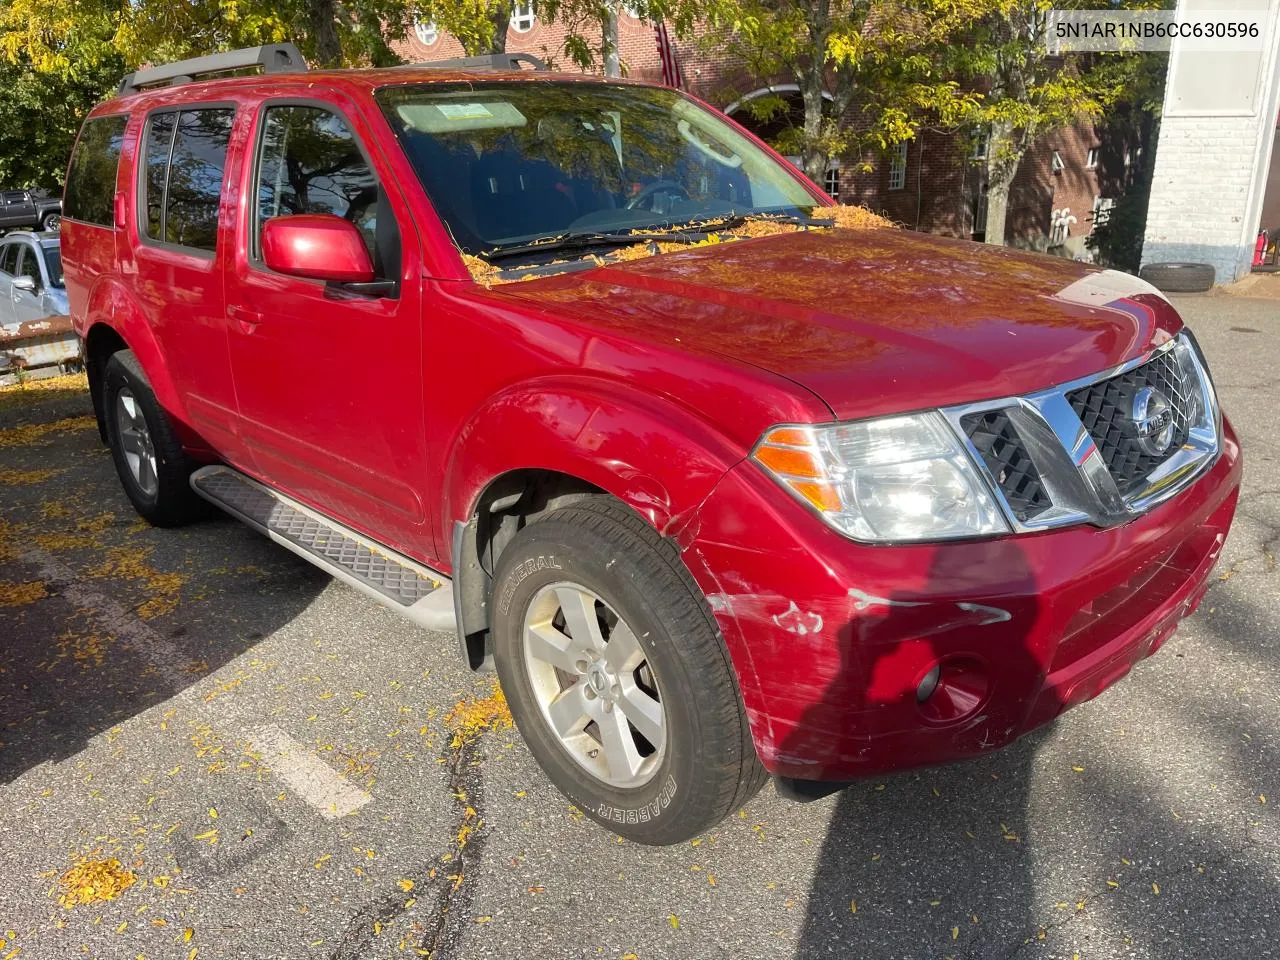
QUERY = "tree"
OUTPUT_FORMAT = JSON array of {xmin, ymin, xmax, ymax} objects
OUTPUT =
[
  {"xmin": 961, "ymin": 1, "xmax": 1165, "ymax": 245},
  {"xmin": 409, "ymin": 0, "xmax": 517, "ymax": 57},
  {"xmin": 702, "ymin": 0, "xmax": 985, "ymax": 183},
  {"xmin": 0, "ymin": 0, "xmax": 123, "ymax": 187}
]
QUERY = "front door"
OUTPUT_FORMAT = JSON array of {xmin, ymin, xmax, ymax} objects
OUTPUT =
[
  {"xmin": 12, "ymin": 243, "xmax": 50, "ymax": 323},
  {"xmin": 225, "ymin": 95, "xmax": 433, "ymax": 562},
  {"xmin": 0, "ymin": 241, "xmax": 20, "ymax": 324}
]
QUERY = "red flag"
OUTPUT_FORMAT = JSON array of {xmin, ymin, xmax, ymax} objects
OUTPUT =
[{"xmin": 655, "ymin": 21, "xmax": 684, "ymax": 89}]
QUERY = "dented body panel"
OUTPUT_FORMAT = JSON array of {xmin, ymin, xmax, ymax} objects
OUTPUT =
[{"xmin": 683, "ymin": 424, "xmax": 1241, "ymax": 781}]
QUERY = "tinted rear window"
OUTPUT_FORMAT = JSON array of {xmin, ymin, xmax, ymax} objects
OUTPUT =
[
  {"xmin": 140, "ymin": 108, "xmax": 234, "ymax": 252},
  {"xmin": 64, "ymin": 115, "xmax": 128, "ymax": 227}
]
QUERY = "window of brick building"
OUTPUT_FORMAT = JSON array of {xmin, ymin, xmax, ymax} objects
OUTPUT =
[
  {"xmin": 511, "ymin": 2, "xmax": 535, "ymax": 32},
  {"xmin": 1051, "ymin": 150, "xmax": 1065, "ymax": 173},
  {"xmin": 824, "ymin": 163, "xmax": 841, "ymax": 200},
  {"xmin": 414, "ymin": 20, "xmax": 438, "ymax": 45},
  {"xmin": 888, "ymin": 142, "xmax": 908, "ymax": 191},
  {"xmin": 970, "ymin": 129, "xmax": 989, "ymax": 161},
  {"xmin": 1086, "ymin": 146, "xmax": 1099, "ymax": 169}
]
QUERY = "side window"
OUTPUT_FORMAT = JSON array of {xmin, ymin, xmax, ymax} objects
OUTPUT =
[
  {"xmin": 142, "ymin": 113, "xmax": 176, "ymax": 240},
  {"xmin": 0, "ymin": 244, "xmax": 16, "ymax": 275},
  {"xmin": 254, "ymin": 105, "xmax": 381, "ymax": 264},
  {"xmin": 17, "ymin": 247, "xmax": 42, "ymax": 292},
  {"xmin": 141, "ymin": 107, "xmax": 235, "ymax": 252},
  {"xmin": 64, "ymin": 114, "xmax": 128, "ymax": 227}
]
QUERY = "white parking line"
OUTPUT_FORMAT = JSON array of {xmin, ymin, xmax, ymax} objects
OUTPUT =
[
  {"xmin": 247, "ymin": 724, "xmax": 373, "ymax": 819},
  {"xmin": 20, "ymin": 545, "xmax": 193, "ymax": 690},
  {"xmin": 19, "ymin": 543, "xmax": 375, "ymax": 820}
]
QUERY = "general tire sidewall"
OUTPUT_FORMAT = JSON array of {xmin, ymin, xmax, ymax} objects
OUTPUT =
[{"xmin": 492, "ymin": 521, "xmax": 710, "ymax": 843}]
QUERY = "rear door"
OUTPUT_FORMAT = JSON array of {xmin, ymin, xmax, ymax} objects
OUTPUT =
[
  {"xmin": 123, "ymin": 104, "xmax": 245, "ymax": 459},
  {"xmin": 225, "ymin": 94, "xmax": 433, "ymax": 561}
]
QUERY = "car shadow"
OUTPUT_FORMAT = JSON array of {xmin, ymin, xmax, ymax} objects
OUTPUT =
[
  {"xmin": 0, "ymin": 390, "xmax": 330, "ymax": 784},
  {"xmin": 791, "ymin": 545, "xmax": 1278, "ymax": 958},
  {"xmin": 786, "ymin": 542, "xmax": 1052, "ymax": 958}
]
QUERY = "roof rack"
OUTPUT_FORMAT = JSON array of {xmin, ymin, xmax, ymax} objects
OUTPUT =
[
  {"xmin": 119, "ymin": 43, "xmax": 307, "ymax": 96},
  {"xmin": 415, "ymin": 52, "xmax": 548, "ymax": 72}
]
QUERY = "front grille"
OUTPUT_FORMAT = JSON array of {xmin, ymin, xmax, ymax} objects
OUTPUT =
[
  {"xmin": 962, "ymin": 410, "xmax": 1052, "ymax": 522},
  {"xmin": 1067, "ymin": 349, "xmax": 1198, "ymax": 495}
]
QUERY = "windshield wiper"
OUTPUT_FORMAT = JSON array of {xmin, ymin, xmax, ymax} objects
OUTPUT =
[
  {"xmin": 482, "ymin": 230, "xmax": 702, "ymax": 261},
  {"xmin": 682, "ymin": 211, "xmax": 834, "ymax": 232}
]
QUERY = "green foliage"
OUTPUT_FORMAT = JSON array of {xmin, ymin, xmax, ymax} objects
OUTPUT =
[
  {"xmin": 703, "ymin": 0, "xmax": 989, "ymax": 179},
  {"xmin": 0, "ymin": 4, "xmax": 122, "ymax": 187}
]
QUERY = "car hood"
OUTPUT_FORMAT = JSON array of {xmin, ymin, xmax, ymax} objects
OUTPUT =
[{"xmin": 495, "ymin": 228, "xmax": 1183, "ymax": 420}]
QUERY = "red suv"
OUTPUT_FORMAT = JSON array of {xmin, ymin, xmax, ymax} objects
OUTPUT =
[{"xmin": 62, "ymin": 45, "xmax": 1241, "ymax": 844}]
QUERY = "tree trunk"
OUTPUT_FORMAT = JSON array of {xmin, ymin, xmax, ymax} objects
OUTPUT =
[
  {"xmin": 983, "ymin": 119, "xmax": 1021, "ymax": 246},
  {"xmin": 799, "ymin": 70, "xmax": 828, "ymax": 182},
  {"xmin": 306, "ymin": 0, "xmax": 342, "ymax": 67},
  {"xmin": 603, "ymin": 5, "xmax": 620, "ymax": 77},
  {"xmin": 486, "ymin": 2, "xmax": 510, "ymax": 55}
]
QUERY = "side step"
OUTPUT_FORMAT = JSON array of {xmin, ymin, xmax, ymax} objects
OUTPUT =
[{"xmin": 190, "ymin": 465, "xmax": 456, "ymax": 632}]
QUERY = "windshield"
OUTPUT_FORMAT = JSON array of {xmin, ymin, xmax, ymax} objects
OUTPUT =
[
  {"xmin": 375, "ymin": 81, "xmax": 822, "ymax": 255},
  {"xmin": 40, "ymin": 243, "xmax": 63, "ymax": 288}
]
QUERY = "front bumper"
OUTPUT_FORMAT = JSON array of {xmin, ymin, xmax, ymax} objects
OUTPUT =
[{"xmin": 681, "ymin": 419, "xmax": 1242, "ymax": 782}]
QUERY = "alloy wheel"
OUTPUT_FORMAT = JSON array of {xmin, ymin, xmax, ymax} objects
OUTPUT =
[
  {"xmin": 115, "ymin": 387, "xmax": 159, "ymax": 498},
  {"xmin": 522, "ymin": 582, "xmax": 666, "ymax": 788}
]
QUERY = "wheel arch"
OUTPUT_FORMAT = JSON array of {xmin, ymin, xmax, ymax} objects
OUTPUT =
[
  {"xmin": 81, "ymin": 279, "xmax": 191, "ymax": 448},
  {"xmin": 84, "ymin": 322, "xmax": 129, "ymax": 443},
  {"xmin": 446, "ymin": 379, "xmax": 748, "ymax": 671}
]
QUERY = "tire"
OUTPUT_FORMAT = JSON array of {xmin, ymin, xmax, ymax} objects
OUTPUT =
[
  {"xmin": 491, "ymin": 496, "xmax": 766, "ymax": 845},
  {"xmin": 1139, "ymin": 261, "xmax": 1215, "ymax": 293},
  {"xmin": 103, "ymin": 350, "xmax": 206, "ymax": 527},
  {"xmin": 40, "ymin": 213, "xmax": 61, "ymax": 233}
]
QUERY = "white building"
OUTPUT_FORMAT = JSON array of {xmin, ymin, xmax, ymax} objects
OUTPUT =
[{"xmin": 1143, "ymin": 0, "xmax": 1280, "ymax": 283}]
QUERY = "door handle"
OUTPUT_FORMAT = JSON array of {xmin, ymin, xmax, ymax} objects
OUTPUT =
[{"xmin": 227, "ymin": 304, "xmax": 265, "ymax": 331}]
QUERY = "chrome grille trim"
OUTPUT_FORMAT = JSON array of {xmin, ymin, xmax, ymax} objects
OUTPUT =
[{"xmin": 943, "ymin": 333, "xmax": 1221, "ymax": 533}]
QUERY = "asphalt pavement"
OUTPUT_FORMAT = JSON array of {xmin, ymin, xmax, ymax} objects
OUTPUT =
[{"xmin": 0, "ymin": 293, "xmax": 1277, "ymax": 960}]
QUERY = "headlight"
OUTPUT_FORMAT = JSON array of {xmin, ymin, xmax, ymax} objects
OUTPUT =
[{"xmin": 752, "ymin": 412, "xmax": 1009, "ymax": 542}]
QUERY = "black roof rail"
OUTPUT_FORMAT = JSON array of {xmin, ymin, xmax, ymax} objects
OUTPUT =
[
  {"xmin": 119, "ymin": 43, "xmax": 307, "ymax": 96},
  {"xmin": 415, "ymin": 52, "xmax": 548, "ymax": 72}
]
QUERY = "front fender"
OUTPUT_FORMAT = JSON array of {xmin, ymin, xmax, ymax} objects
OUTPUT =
[{"xmin": 443, "ymin": 375, "xmax": 748, "ymax": 538}]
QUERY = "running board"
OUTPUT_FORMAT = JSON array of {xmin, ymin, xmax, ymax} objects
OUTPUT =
[{"xmin": 190, "ymin": 465, "xmax": 456, "ymax": 632}]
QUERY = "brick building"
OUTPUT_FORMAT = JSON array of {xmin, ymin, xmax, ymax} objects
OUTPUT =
[{"xmin": 395, "ymin": 8, "xmax": 1144, "ymax": 253}]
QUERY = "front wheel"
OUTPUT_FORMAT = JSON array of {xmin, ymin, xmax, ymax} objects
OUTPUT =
[{"xmin": 491, "ymin": 496, "xmax": 766, "ymax": 844}]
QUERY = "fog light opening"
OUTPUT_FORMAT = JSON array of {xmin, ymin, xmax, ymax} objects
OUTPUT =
[
  {"xmin": 916, "ymin": 664, "xmax": 942, "ymax": 703},
  {"xmin": 917, "ymin": 656, "xmax": 990, "ymax": 725}
]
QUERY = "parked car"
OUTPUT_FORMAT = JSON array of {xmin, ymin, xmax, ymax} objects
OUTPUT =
[
  {"xmin": 0, "ymin": 231, "xmax": 77, "ymax": 382},
  {"xmin": 0, "ymin": 189, "xmax": 62, "ymax": 233},
  {"xmin": 0, "ymin": 232, "xmax": 68, "ymax": 323},
  {"xmin": 62, "ymin": 45, "xmax": 1241, "ymax": 845}
]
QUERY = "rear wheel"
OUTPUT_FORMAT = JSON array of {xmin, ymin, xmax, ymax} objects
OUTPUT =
[
  {"xmin": 40, "ymin": 213, "xmax": 61, "ymax": 232},
  {"xmin": 491, "ymin": 496, "xmax": 766, "ymax": 844},
  {"xmin": 104, "ymin": 350, "xmax": 206, "ymax": 526}
]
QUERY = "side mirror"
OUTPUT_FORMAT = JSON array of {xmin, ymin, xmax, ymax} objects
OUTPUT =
[
  {"xmin": 11, "ymin": 275, "xmax": 36, "ymax": 293},
  {"xmin": 261, "ymin": 214, "xmax": 376, "ymax": 284}
]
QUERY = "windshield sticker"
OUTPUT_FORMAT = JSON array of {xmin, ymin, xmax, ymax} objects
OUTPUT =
[
  {"xmin": 438, "ymin": 103, "xmax": 494, "ymax": 120},
  {"xmin": 396, "ymin": 101, "xmax": 527, "ymax": 134}
]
